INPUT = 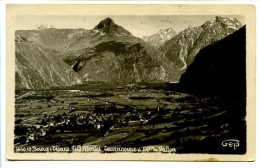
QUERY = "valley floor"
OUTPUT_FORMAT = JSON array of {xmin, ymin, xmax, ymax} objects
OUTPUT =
[{"xmin": 14, "ymin": 82, "xmax": 246, "ymax": 154}]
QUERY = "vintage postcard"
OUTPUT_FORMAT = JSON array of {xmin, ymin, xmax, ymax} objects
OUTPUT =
[{"xmin": 6, "ymin": 4, "xmax": 256, "ymax": 161}]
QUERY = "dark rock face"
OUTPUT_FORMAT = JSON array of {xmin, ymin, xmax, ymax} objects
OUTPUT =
[{"xmin": 179, "ymin": 26, "xmax": 246, "ymax": 100}]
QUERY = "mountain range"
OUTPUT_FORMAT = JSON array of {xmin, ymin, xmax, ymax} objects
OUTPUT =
[{"xmin": 15, "ymin": 16, "xmax": 244, "ymax": 89}]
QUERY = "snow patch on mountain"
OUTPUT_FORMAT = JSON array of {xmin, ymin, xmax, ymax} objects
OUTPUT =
[{"xmin": 143, "ymin": 28, "xmax": 177, "ymax": 48}]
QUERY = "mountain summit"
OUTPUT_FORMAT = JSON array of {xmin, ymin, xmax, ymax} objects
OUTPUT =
[
  {"xmin": 202, "ymin": 16, "xmax": 242, "ymax": 30},
  {"xmin": 94, "ymin": 17, "xmax": 116, "ymax": 31},
  {"xmin": 93, "ymin": 17, "xmax": 132, "ymax": 36}
]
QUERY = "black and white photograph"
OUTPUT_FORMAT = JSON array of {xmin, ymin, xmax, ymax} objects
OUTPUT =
[{"xmin": 5, "ymin": 4, "xmax": 256, "ymax": 161}]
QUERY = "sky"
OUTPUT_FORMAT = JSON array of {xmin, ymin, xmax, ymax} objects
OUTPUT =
[{"xmin": 15, "ymin": 15, "xmax": 245, "ymax": 38}]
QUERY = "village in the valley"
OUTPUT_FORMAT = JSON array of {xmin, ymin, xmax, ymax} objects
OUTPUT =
[{"xmin": 14, "ymin": 83, "xmax": 233, "ymax": 153}]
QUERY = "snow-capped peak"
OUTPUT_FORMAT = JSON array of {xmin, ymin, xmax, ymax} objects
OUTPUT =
[
  {"xmin": 143, "ymin": 28, "xmax": 176, "ymax": 48},
  {"xmin": 35, "ymin": 24, "xmax": 55, "ymax": 30}
]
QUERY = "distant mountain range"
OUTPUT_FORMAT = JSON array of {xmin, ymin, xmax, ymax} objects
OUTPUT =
[{"xmin": 15, "ymin": 16, "xmax": 245, "ymax": 89}]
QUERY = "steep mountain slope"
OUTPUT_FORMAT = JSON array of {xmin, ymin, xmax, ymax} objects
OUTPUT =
[
  {"xmin": 179, "ymin": 26, "xmax": 246, "ymax": 99},
  {"xmin": 15, "ymin": 35, "xmax": 81, "ymax": 89},
  {"xmin": 61, "ymin": 40, "xmax": 181, "ymax": 82},
  {"xmin": 64, "ymin": 41, "xmax": 179, "ymax": 83},
  {"xmin": 160, "ymin": 16, "xmax": 243, "ymax": 80},
  {"xmin": 143, "ymin": 28, "xmax": 177, "ymax": 48}
]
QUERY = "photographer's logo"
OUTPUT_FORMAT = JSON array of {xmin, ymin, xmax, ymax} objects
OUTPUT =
[{"xmin": 222, "ymin": 139, "xmax": 240, "ymax": 150}]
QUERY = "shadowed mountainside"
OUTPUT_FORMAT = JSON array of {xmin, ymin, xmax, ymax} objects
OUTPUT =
[
  {"xmin": 179, "ymin": 26, "xmax": 246, "ymax": 100},
  {"xmin": 159, "ymin": 16, "xmax": 243, "ymax": 80}
]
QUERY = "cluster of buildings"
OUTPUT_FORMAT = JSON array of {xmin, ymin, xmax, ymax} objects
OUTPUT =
[
  {"xmin": 14, "ymin": 90, "xmax": 172, "ymax": 147},
  {"xmin": 14, "ymin": 104, "xmax": 158, "ymax": 146}
]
